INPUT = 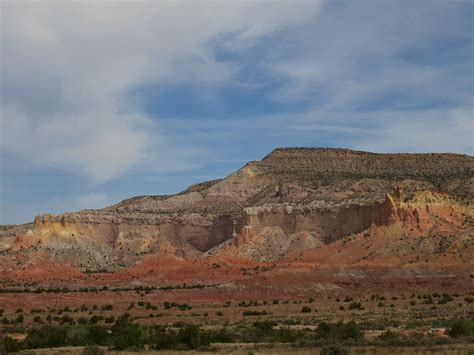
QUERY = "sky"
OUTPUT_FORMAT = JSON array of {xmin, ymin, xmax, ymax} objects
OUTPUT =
[{"xmin": 1, "ymin": 0, "xmax": 473, "ymax": 224}]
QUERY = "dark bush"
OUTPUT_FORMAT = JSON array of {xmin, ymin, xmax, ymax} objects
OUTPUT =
[
  {"xmin": 448, "ymin": 319, "xmax": 474, "ymax": 338},
  {"xmin": 271, "ymin": 328, "xmax": 303, "ymax": 343},
  {"xmin": 87, "ymin": 325, "xmax": 108, "ymax": 346},
  {"xmin": 111, "ymin": 314, "xmax": 143, "ymax": 350},
  {"xmin": 177, "ymin": 324, "xmax": 209, "ymax": 349},
  {"xmin": 24, "ymin": 325, "xmax": 68, "ymax": 349},
  {"xmin": 242, "ymin": 310, "xmax": 268, "ymax": 316},
  {"xmin": 0, "ymin": 336, "xmax": 21, "ymax": 353},
  {"xmin": 252, "ymin": 321, "xmax": 276, "ymax": 334},
  {"xmin": 83, "ymin": 345, "xmax": 104, "ymax": 355},
  {"xmin": 152, "ymin": 324, "xmax": 225, "ymax": 350},
  {"xmin": 315, "ymin": 321, "xmax": 363, "ymax": 343},
  {"xmin": 320, "ymin": 343, "xmax": 349, "ymax": 355},
  {"xmin": 88, "ymin": 315, "xmax": 103, "ymax": 325},
  {"xmin": 348, "ymin": 302, "xmax": 363, "ymax": 310},
  {"xmin": 373, "ymin": 330, "xmax": 435, "ymax": 347}
]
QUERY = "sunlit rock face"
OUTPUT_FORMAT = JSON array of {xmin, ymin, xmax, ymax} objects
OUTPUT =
[{"xmin": 1, "ymin": 148, "xmax": 472, "ymax": 280}]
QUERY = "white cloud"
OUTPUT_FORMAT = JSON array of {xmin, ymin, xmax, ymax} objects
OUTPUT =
[
  {"xmin": 353, "ymin": 109, "xmax": 474, "ymax": 154},
  {"xmin": 266, "ymin": 108, "xmax": 474, "ymax": 154},
  {"xmin": 266, "ymin": 1, "xmax": 472, "ymax": 112},
  {"xmin": 2, "ymin": 103, "xmax": 152, "ymax": 181},
  {"xmin": 2, "ymin": 0, "xmax": 472, "ymax": 226},
  {"xmin": 0, "ymin": 0, "xmax": 323, "ymax": 182}
]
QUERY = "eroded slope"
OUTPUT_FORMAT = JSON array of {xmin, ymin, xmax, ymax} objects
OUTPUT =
[{"xmin": 0, "ymin": 148, "xmax": 472, "ymax": 292}]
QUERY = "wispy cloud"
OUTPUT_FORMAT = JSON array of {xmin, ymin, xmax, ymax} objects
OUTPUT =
[
  {"xmin": 1, "ymin": 1, "xmax": 323, "ymax": 182},
  {"xmin": 1, "ymin": 0, "xmax": 472, "ymax": 224}
]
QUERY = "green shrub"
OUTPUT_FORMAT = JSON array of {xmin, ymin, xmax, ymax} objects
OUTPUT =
[
  {"xmin": 301, "ymin": 306, "xmax": 311, "ymax": 313},
  {"xmin": 177, "ymin": 324, "xmax": 209, "ymax": 349},
  {"xmin": 315, "ymin": 321, "xmax": 363, "ymax": 343},
  {"xmin": 376, "ymin": 330, "xmax": 402, "ymax": 342},
  {"xmin": 60, "ymin": 315, "xmax": 74, "ymax": 324},
  {"xmin": 111, "ymin": 314, "xmax": 143, "ymax": 350},
  {"xmin": 24, "ymin": 325, "xmax": 68, "ymax": 348},
  {"xmin": 438, "ymin": 295, "xmax": 453, "ymax": 304},
  {"xmin": 448, "ymin": 319, "xmax": 474, "ymax": 338},
  {"xmin": 271, "ymin": 328, "xmax": 303, "ymax": 343},
  {"xmin": 178, "ymin": 304, "xmax": 189, "ymax": 311},
  {"xmin": 153, "ymin": 323, "xmax": 221, "ymax": 350},
  {"xmin": 252, "ymin": 321, "xmax": 276, "ymax": 335},
  {"xmin": 83, "ymin": 345, "xmax": 104, "ymax": 355},
  {"xmin": 348, "ymin": 302, "xmax": 363, "ymax": 310},
  {"xmin": 373, "ymin": 330, "xmax": 429, "ymax": 347},
  {"xmin": 320, "ymin": 343, "xmax": 349, "ymax": 355},
  {"xmin": 88, "ymin": 315, "xmax": 103, "ymax": 325},
  {"xmin": 242, "ymin": 310, "xmax": 268, "ymax": 316},
  {"xmin": 87, "ymin": 325, "xmax": 108, "ymax": 345},
  {"xmin": 0, "ymin": 336, "xmax": 21, "ymax": 353},
  {"xmin": 152, "ymin": 328, "xmax": 179, "ymax": 349},
  {"xmin": 239, "ymin": 324, "xmax": 271, "ymax": 343},
  {"xmin": 65, "ymin": 326, "xmax": 89, "ymax": 346}
]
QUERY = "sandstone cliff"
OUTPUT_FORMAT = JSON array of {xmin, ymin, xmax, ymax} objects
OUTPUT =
[{"xmin": 0, "ymin": 148, "xmax": 472, "ymax": 290}]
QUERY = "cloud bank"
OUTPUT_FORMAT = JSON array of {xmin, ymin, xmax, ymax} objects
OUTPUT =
[
  {"xmin": 1, "ymin": 0, "xmax": 472, "ymax": 224},
  {"xmin": 1, "ymin": 1, "xmax": 322, "ymax": 181}
]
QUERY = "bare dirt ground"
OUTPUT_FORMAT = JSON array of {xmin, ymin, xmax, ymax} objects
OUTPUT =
[
  {"xmin": 1, "ymin": 288, "xmax": 472, "ymax": 329},
  {"xmin": 15, "ymin": 343, "xmax": 474, "ymax": 355}
]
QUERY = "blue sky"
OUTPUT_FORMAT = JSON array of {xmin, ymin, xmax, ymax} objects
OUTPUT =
[{"xmin": 1, "ymin": 0, "xmax": 473, "ymax": 224}]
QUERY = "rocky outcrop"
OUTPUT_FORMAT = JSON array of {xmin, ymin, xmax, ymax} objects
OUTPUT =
[
  {"xmin": 260, "ymin": 148, "xmax": 473, "ymax": 195},
  {"xmin": 1, "ymin": 148, "xmax": 472, "ymax": 274},
  {"xmin": 26, "ymin": 208, "xmax": 236, "ymax": 270},
  {"xmin": 210, "ymin": 187, "xmax": 473, "ymax": 262}
]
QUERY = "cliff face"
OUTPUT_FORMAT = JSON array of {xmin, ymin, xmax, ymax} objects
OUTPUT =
[
  {"xmin": 27, "ymin": 203, "xmax": 236, "ymax": 270},
  {"xmin": 260, "ymin": 148, "xmax": 472, "ymax": 192},
  {"xmin": 208, "ymin": 187, "xmax": 473, "ymax": 263},
  {"xmin": 0, "ymin": 148, "xmax": 473, "ymax": 285}
]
